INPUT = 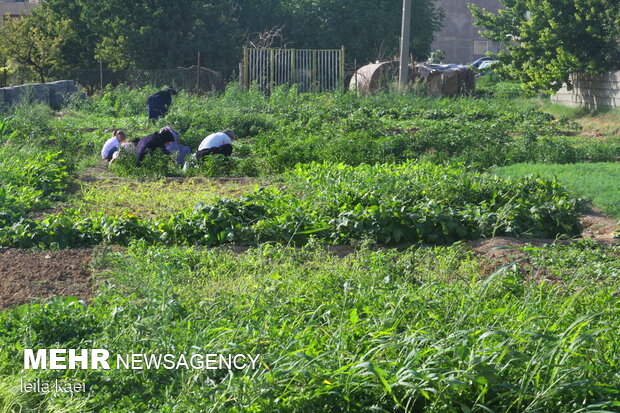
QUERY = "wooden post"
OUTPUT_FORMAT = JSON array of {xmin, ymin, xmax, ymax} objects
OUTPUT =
[
  {"xmin": 269, "ymin": 48, "xmax": 275, "ymax": 92},
  {"xmin": 242, "ymin": 46, "xmax": 249, "ymax": 90},
  {"xmin": 196, "ymin": 52, "xmax": 201, "ymax": 92},
  {"xmin": 312, "ymin": 50, "xmax": 317, "ymax": 92},
  {"xmin": 339, "ymin": 46, "xmax": 345, "ymax": 91},
  {"xmin": 354, "ymin": 58, "xmax": 358, "ymax": 95},
  {"xmin": 291, "ymin": 49, "xmax": 296, "ymax": 85},
  {"xmin": 99, "ymin": 57, "xmax": 104, "ymax": 92}
]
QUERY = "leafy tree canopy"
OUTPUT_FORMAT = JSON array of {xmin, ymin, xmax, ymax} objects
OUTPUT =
[
  {"xmin": 2, "ymin": 0, "xmax": 443, "ymax": 73},
  {"xmin": 278, "ymin": 0, "xmax": 443, "ymax": 63},
  {"xmin": 0, "ymin": 5, "xmax": 72, "ymax": 82},
  {"xmin": 470, "ymin": 0, "xmax": 620, "ymax": 92}
]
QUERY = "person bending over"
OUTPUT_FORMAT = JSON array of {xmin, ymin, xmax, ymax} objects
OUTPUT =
[
  {"xmin": 136, "ymin": 129, "xmax": 175, "ymax": 165},
  {"xmin": 160, "ymin": 125, "xmax": 191, "ymax": 164},
  {"xmin": 101, "ymin": 130, "xmax": 127, "ymax": 162},
  {"xmin": 147, "ymin": 87, "xmax": 177, "ymax": 120},
  {"xmin": 196, "ymin": 129, "xmax": 235, "ymax": 159}
]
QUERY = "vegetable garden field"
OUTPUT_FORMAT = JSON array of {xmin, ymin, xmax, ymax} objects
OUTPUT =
[{"xmin": 0, "ymin": 83, "xmax": 619, "ymax": 412}]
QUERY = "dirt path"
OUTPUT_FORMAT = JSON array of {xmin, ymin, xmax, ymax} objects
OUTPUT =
[
  {"xmin": 77, "ymin": 163, "xmax": 259, "ymax": 185},
  {"xmin": 0, "ymin": 248, "xmax": 93, "ymax": 309},
  {"xmin": 580, "ymin": 206, "xmax": 618, "ymax": 243}
]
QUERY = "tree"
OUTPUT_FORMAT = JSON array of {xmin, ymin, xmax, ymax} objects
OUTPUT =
[
  {"xmin": 278, "ymin": 0, "xmax": 444, "ymax": 64},
  {"xmin": 3, "ymin": 0, "xmax": 444, "ymax": 74},
  {"xmin": 470, "ymin": 0, "xmax": 620, "ymax": 92},
  {"xmin": 0, "ymin": 7, "xmax": 72, "ymax": 83},
  {"xmin": 90, "ymin": 0, "xmax": 240, "ymax": 69},
  {"xmin": 28, "ymin": 0, "xmax": 242, "ymax": 70}
]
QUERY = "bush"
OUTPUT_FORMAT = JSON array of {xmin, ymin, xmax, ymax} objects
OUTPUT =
[{"xmin": 193, "ymin": 154, "xmax": 236, "ymax": 177}]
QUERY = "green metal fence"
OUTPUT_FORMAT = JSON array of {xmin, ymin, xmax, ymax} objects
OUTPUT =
[{"xmin": 242, "ymin": 47, "xmax": 345, "ymax": 93}]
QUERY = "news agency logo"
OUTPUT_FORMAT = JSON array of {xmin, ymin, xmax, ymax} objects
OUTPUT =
[
  {"xmin": 24, "ymin": 349, "xmax": 261, "ymax": 370},
  {"xmin": 25, "ymin": 349, "xmax": 110, "ymax": 370}
]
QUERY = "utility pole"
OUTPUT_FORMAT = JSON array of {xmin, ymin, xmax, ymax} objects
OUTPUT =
[{"xmin": 398, "ymin": 0, "xmax": 412, "ymax": 89}]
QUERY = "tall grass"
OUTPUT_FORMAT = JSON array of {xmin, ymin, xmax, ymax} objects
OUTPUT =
[
  {"xmin": 0, "ymin": 242, "xmax": 618, "ymax": 411},
  {"xmin": 494, "ymin": 163, "xmax": 620, "ymax": 219}
]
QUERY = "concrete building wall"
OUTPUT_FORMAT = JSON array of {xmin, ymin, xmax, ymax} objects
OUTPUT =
[
  {"xmin": 0, "ymin": 80, "xmax": 79, "ymax": 108},
  {"xmin": 431, "ymin": 0, "xmax": 502, "ymax": 64},
  {"xmin": 551, "ymin": 72, "xmax": 620, "ymax": 109},
  {"xmin": 0, "ymin": 0, "xmax": 37, "ymax": 18}
]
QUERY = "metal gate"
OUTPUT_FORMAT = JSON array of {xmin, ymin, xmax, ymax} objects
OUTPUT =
[{"xmin": 242, "ymin": 47, "xmax": 345, "ymax": 93}]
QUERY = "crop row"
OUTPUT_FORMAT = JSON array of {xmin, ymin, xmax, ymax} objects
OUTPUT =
[
  {"xmin": 0, "ymin": 162, "xmax": 582, "ymax": 248},
  {"xmin": 4, "ymin": 85, "xmax": 618, "ymax": 180}
]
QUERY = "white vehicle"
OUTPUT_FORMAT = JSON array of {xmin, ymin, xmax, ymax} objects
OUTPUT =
[{"xmin": 478, "ymin": 60, "xmax": 499, "ymax": 71}]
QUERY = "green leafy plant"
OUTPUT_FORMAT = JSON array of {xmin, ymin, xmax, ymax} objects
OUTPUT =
[
  {"xmin": 0, "ymin": 161, "xmax": 583, "ymax": 249},
  {"xmin": 109, "ymin": 147, "xmax": 182, "ymax": 178}
]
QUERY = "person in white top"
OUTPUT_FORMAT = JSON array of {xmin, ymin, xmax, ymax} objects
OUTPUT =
[
  {"xmin": 101, "ymin": 130, "xmax": 127, "ymax": 161},
  {"xmin": 196, "ymin": 129, "xmax": 235, "ymax": 158}
]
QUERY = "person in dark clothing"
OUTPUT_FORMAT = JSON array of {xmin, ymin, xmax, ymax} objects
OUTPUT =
[
  {"xmin": 136, "ymin": 129, "xmax": 175, "ymax": 164},
  {"xmin": 196, "ymin": 145, "xmax": 232, "ymax": 159},
  {"xmin": 147, "ymin": 87, "xmax": 177, "ymax": 120}
]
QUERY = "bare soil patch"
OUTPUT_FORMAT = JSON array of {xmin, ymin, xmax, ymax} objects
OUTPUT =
[
  {"xmin": 467, "ymin": 237, "xmax": 564, "ymax": 283},
  {"xmin": 468, "ymin": 236, "xmax": 554, "ymax": 271},
  {"xmin": 77, "ymin": 163, "xmax": 261, "ymax": 186},
  {"xmin": 580, "ymin": 206, "xmax": 618, "ymax": 243},
  {"xmin": 0, "ymin": 248, "xmax": 93, "ymax": 309},
  {"xmin": 469, "ymin": 208, "xmax": 617, "ymax": 265},
  {"xmin": 467, "ymin": 208, "xmax": 617, "ymax": 281},
  {"xmin": 78, "ymin": 162, "xmax": 119, "ymax": 182}
]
